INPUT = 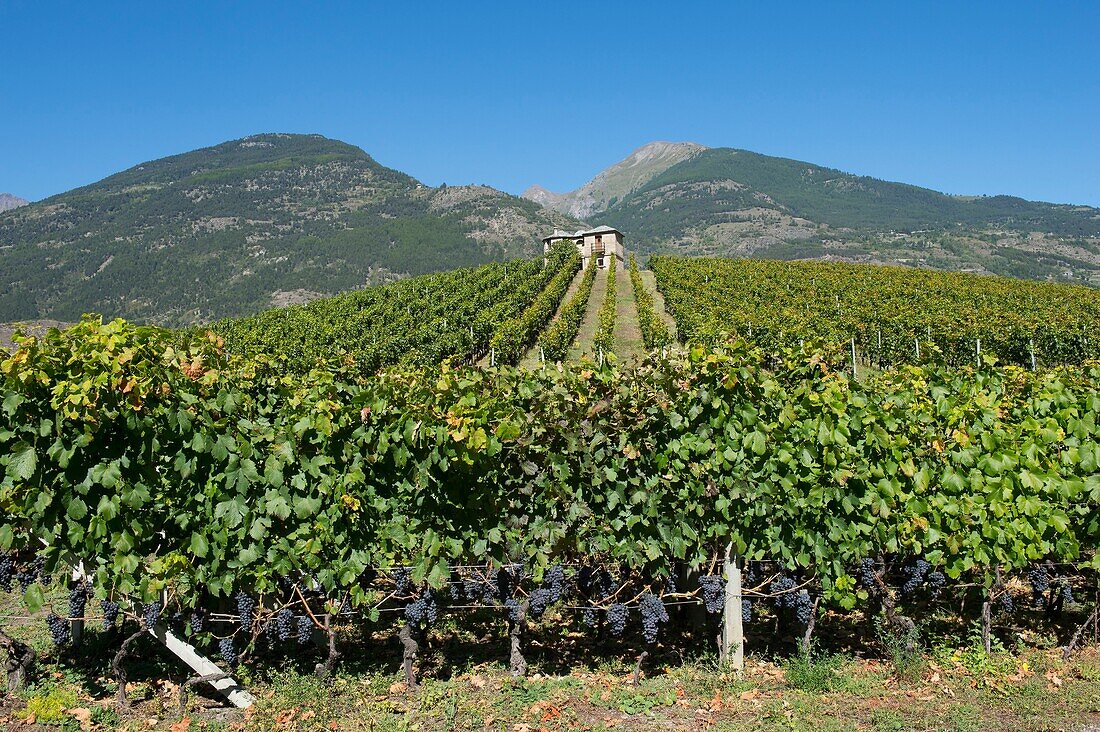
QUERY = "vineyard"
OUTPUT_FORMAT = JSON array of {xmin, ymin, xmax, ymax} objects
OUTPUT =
[
  {"xmin": 652, "ymin": 257, "xmax": 1100, "ymax": 369},
  {"xmin": 214, "ymin": 242, "xmax": 579, "ymax": 373},
  {"xmin": 1, "ymin": 254, "xmax": 1100, "ymax": 725}
]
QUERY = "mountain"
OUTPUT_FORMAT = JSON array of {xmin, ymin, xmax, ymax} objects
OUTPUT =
[
  {"xmin": 523, "ymin": 141, "xmax": 707, "ymax": 219},
  {"xmin": 546, "ymin": 145, "xmax": 1100, "ymax": 285},
  {"xmin": 0, "ymin": 134, "xmax": 581, "ymax": 325},
  {"xmin": 0, "ymin": 193, "xmax": 28, "ymax": 212}
]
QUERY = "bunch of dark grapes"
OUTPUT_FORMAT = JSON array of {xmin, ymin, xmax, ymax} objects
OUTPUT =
[
  {"xmin": 404, "ymin": 590, "xmax": 439, "ymax": 629},
  {"xmin": 699, "ymin": 575, "xmax": 724, "ymax": 614},
  {"xmin": 900, "ymin": 559, "xmax": 931, "ymax": 596},
  {"xmin": 274, "ymin": 608, "xmax": 294, "ymax": 642},
  {"xmin": 101, "ymin": 600, "xmax": 120, "ymax": 632},
  {"xmin": 234, "ymin": 592, "xmax": 255, "ymax": 633},
  {"xmin": 482, "ymin": 570, "xmax": 502, "ymax": 605},
  {"xmin": 16, "ymin": 556, "xmax": 44, "ymax": 591},
  {"xmin": 997, "ymin": 590, "xmax": 1015, "ymax": 615},
  {"xmin": 578, "ymin": 566, "xmax": 615, "ymax": 602},
  {"xmin": 857, "ymin": 558, "xmax": 879, "ymax": 592},
  {"xmin": 448, "ymin": 577, "xmax": 464, "ymax": 603},
  {"xmin": 391, "ymin": 568, "xmax": 413, "ymax": 596},
  {"xmin": 189, "ymin": 608, "xmax": 206, "ymax": 635},
  {"xmin": 504, "ymin": 598, "xmax": 522, "ymax": 624},
  {"xmin": 543, "ymin": 564, "xmax": 567, "ymax": 603},
  {"xmin": 462, "ymin": 572, "xmax": 483, "ymax": 604},
  {"xmin": 218, "ymin": 637, "xmax": 238, "ymax": 667},
  {"xmin": 528, "ymin": 589, "xmax": 553, "ymax": 619},
  {"xmin": 1060, "ymin": 582, "xmax": 1074, "ymax": 606},
  {"xmin": 769, "ymin": 576, "xmax": 797, "ymax": 609},
  {"xmin": 142, "ymin": 601, "xmax": 163, "ymax": 630},
  {"xmin": 792, "ymin": 591, "xmax": 814, "ymax": 627},
  {"xmin": 582, "ymin": 608, "xmax": 598, "ymax": 627},
  {"xmin": 925, "ymin": 570, "xmax": 946, "ymax": 597},
  {"xmin": 1028, "ymin": 567, "xmax": 1050, "ymax": 605},
  {"xmin": 296, "ymin": 615, "xmax": 313, "ymax": 645},
  {"xmin": 46, "ymin": 613, "xmax": 71, "ymax": 645},
  {"xmin": 67, "ymin": 585, "xmax": 87, "ymax": 621},
  {"xmin": 0, "ymin": 553, "xmax": 13, "ymax": 592},
  {"xmin": 606, "ymin": 603, "xmax": 628, "ymax": 636},
  {"xmin": 639, "ymin": 593, "xmax": 668, "ymax": 645},
  {"xmin": 741, "ymin": 598, "xmax": 752, "ymax": 623}
]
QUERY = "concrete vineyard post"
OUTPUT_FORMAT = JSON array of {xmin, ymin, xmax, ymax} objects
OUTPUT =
[{"xmin": 721, "ymin": 547, "xmax": 744, "ymax": 675}]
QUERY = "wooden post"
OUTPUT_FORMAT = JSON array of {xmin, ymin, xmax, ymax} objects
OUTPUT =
[
  {"xmin": 976, "ymin": 338, "xmax": 981, "ymax": 368},
  {"xmin": 850, "ymin": 338, "xmax": 858, "ymax": 379},
  {"xmin": 147, "ymin": 624, "xmax": 255, "ymax": 708},
  {"xmin": 1030, "ymin": 338, "xmax": 1036, "ymax": 371},
  {"xmin": 915, "ymin": 338, "xmax": 920, "ymax": 360},
  {"xmin": 721, "ymin": 547, "xmax": 744, "ymax": 675}
]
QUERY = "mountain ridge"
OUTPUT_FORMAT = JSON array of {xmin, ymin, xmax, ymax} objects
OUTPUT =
[
  {"xmin": 523, "ymin": 141, "xmax": 707, "ymax": 218},
  {"xmin": 0, "ymin": 193, "xmax": 28, "ymax": 212},
  {"xmin": 0, "ymin": 133, "xmax": 581, "ymax": 325},
  {"xmin": 550, "ymin": 143, "xmax": 1100, "ymax": 285}
]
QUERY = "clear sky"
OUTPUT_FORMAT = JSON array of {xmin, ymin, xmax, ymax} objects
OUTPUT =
[{"xmin": 2, "ymin": 1, "xmax": 1098, "ymax": 205}]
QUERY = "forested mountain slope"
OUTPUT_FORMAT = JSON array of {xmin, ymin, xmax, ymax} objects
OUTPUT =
[{"xmin": 0, "ymin": 134, "xmax": 580, "ymax": 325}]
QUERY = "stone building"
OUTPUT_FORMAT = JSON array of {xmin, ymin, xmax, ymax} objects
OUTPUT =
[{"xmin": 542, "ymin": 225, "xmax": 625, "ymax": 269}]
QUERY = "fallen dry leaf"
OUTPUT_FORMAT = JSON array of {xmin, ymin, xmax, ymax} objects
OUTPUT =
[{"xmin": 170, "ymin": 718, "xmax": 192, "ymax": 732}]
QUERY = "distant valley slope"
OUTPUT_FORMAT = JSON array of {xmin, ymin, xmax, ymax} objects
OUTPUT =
[
  {"xmin": 0, "ymin": 193, "xmax": 29, "ymax": 212},
  {"xmin": 526, "ymin": 145, "xmax": 1100, "ymax": 285},
  {"xmin": 0, "ymin": 134, "xmax": 580, "ymax": 325}
]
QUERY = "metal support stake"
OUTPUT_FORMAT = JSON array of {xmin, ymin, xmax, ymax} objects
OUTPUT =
[
  {"xmin": 850, "ymin": 338, "xmax": 858, "ymax": 379},
  {"xmin": 1030, "ymin": 338, "xmax": 1036, "ymax": 371}
]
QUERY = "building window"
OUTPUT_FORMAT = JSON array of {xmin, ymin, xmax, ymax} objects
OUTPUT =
[{"xmin": 597, "ymin": 256, "xmax": 605, "ymax": 268}]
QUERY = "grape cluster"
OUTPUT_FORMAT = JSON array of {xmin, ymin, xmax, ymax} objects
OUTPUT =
[
  {"xmin": 15, "ymin": 556, "xmax": 44, "ymax": 591},
  {"xmin": 189, "ymin": 608, "xmax": 206, "ymax": 635},
  {"xmin": 997, "ymin": 590, "xmax": 1015, "ymax": 615},
  {"xmin": 639, "ymin": 593, "xmax": 668, "ymax": 645},
  {"xmin": 46, "ymin": 613, "xmax": 71, "ymax": 645},
  {"xmin": 68, "ymin": 585, "xmax": 88, "ymax": 621},
  {"xmin": 857, "ymin": 558, "xmax": 879, "ymax": 592},
  {"xmin": 101, "ymin": 600, "xmax": 120, "ymax": 632},
  {"xmin": 218, "ymin": 637, "xmax": 238, "ymax": 667},
  {"xmin": 274, "ymin": 608, "xmax": 295, "ymax": 642},
  {"xmin": 900, "ymin": 559, "xmax": 931, "ymax": 596},
  {"xmin": 142, "ymin": 601, "xmax": 163, "ymax": 630},
  {"xmin": 925, "ymin": 570, "xmax": 946, "ymax": 596},
  {"xmin": 793, "ymin": 591, "xmax": 814, "ymax": 627},
  {"xmin": 699, "ymin": 575, "xmax": 724, "ymax": 614},
  {"xmin": 235, "ymin": 592, "xmax": 256, "ymax": 633},
  {"xmin": 1060, "ymin": 582, "xmax": 1074, "ymax": 606},
  {"xmin": 296, "ymin": 615, "xmax": 313, "ymax": 645},
  {"xmin": 606, "ymin": 604, "xmax": 628, "ymax": 636},
  {"xmin": 0, "ymin": 553, "xmax": 13, "ymax": 592},
  {"xmin": 769, "ymin": 576, "xmax": 797, "ymax": 608},
  {"xmin": 582, "ymin": 608, "xmax": 598, "ymax": 627},
  {"xmin": 528, "ymin": 589, "xmax": 553, "ymax": 619},
  {"xmin": 741, "ymin": 598, "xmax": 752, "ymax": 623},
  {"xmin": 1028, "ymin": 566, "xmax": 1050, "ymax": 605},
  {"xmin": 391, "ymin": 568, "xmax": 413, "ymax": 596},
  {"xmin": 578, "ymin": 566, "xmax": 616, "ymax": 602},
  {"xmin": 405, "ymin": 590, "xmax": 439, "ymax": 629},
  {"xmin": 543, "ymin": 564, "xmax": 566, "ymax": 603},
  {"xmin": 504, "ymin": 598, "xmax": 522, "ymax": 624}
]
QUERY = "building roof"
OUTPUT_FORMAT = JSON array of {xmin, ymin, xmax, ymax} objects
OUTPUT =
[{"xmin": 541, "ymin": 225, "xmax": 623, "ymax": 243}]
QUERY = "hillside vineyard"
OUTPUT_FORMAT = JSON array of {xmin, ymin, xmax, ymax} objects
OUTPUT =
[
  {"xmin": 652, "ymin": 257, "xmax": 1100, "ymax": 368},
  {"xmin": 1, "ymin": 317, "xmax": 1097, "ymax": 680},
  {"xmin": 1, "ymin": 253, "xmax": 1099, "ymax": 686}
]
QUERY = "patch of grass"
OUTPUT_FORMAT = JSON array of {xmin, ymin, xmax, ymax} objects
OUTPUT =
[
  {"xmin": 18, "ymin": 684, "xmax": 80, "ymax": 723},
  {"xmin": 875, "ymin": 616, "xmax": 927, "ymax": 682},
  {"xmin": 782, "ymin": 649, "xmax": 847, "ymax": 692}
]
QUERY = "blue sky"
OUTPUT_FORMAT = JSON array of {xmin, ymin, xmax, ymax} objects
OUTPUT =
[{"xmin": 2, "ymin": 1, "xmax": 1098, "ymax": 205}]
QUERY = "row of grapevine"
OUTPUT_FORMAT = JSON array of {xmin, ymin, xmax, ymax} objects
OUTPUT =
[
  {"xmin": 215, "ymin": 243, "xmax": 578, "ymax": 373},
  {"xmin": 538, "ymin": 260, "xmax": 598, "ymax": 362},
  {"xmin": 489, "ymin": 248, "xmax": 580, "ymax": 364},
  {"xmin": 651, "ymin": 256, "xmax": 1100, "ymax": 368},
  {"xmin": 2, "ymin": 320, "xmax": 1097, "ymax": 614},
  {"xmin": 628, "ymin": 254, "xmax": 672, "ymax": 349},
  {"xmin": 592, "ymin": 256, "xmax": 617, "ymax": 355}
]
